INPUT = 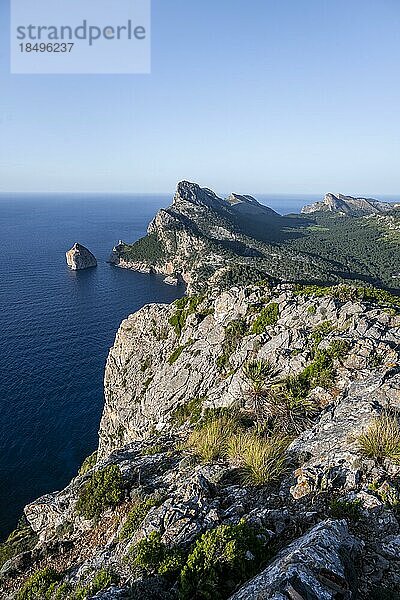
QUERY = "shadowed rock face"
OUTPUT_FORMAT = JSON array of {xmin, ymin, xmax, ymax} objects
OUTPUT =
[{"xmin": 66, "ymin": 243, "xmax": 97, "ymax": 270}]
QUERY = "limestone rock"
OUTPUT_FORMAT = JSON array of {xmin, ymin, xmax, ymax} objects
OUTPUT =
[
  {"xmin": 229, "ymin": 520, "xmax": 360, "ymax": 600},
  {"xmin": 66, "ymin": 243, "xmax": 97, "ymax": 270}
]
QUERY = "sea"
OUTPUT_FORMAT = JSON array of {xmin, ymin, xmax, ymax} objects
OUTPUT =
[{"xmin": 0, "ymin": 191, "xmax": 376, "ymax": 538}]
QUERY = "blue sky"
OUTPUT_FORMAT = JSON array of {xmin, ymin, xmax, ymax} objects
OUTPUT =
[{"xmin": 1, "ymin": 0, "xmax": 400, "ymax": 195}]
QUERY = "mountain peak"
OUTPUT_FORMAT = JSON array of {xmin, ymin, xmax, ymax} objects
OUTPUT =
[{"xmin": 174, "ymin": 181, "xmax": 224, "ymax": 209}]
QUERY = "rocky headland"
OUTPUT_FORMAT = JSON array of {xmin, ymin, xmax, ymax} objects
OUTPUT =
[
  {"xmin": 108, "ymin": 182, "xmax": 400, "ymax": 294},
  {"xmin": 66, "ymin": 244, "xmax": 97, "ymax": 271},
  {"xmin": 1, "ymin": 280, "xmax": 400, "ymax": 599}
]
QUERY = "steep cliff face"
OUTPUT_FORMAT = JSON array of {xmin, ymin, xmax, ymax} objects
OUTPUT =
[
  {"xmin": 302, "ymin": 192, "xmax": 400, "ymax": 216},
  {"xmin": 2, "ymin": 283, "xmax": 400, "ymax": 599},
  {"xmin": 99, "ymin": 284, "xmax": 400, "ymax": 459}
]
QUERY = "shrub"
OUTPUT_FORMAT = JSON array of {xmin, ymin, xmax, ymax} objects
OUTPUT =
[
  {"xmin": 0, "ymin": 521, "xmax": 37, "ymax": 569},
  {"xmin": 227, "ymin": 433, "xmax": 289, "ymax": 486},
  {"xmin": 72, "ymin": 569, "xmax": 118, "ymax": 599},
  {"xmin": 260, "ymin": 386, "xmax": 318, "ymax": 435},
  {"xmin": 129, "ymin": 532, "xmax": 184, "ymax": 580},
  {"xmin": 295, "ymin": 284, "xmax": 400, "ymax": 311},
  {"xmin": 78, "ymin": 451, "xmax": 97, "ymax": 476},
  {"xmin": 186, "ymin": 415, "xmax": 238, "ymax": 463},
  {"xmin": 17, "ymin": 568, "xmax": 61, "ymax": 600},
  {"xmin": 357, "ymin": 413, "xmax": 400, "ymax": 463},
  {"xmin": 119, "ymin": 495, "xmax": 163, "ymax": 540},
  {"xmin": 76, "ymin": 465, "xmax": 124, "ymax": 520},
  {"xmin": 179, "ymin": 520, "xmax": 265, "ymax": 600},
  {"xmin": 122, "ymin": 233, "xmax": 167, "ymax": 264},
  {"xmin": 329, "ymin": 498, "xmax": 362, "ymax": 521},
  {"xmin": 251, "ymin": 303, "xmax": 279, "ymax": 334},
  {"xmin": 311, "ymin": 321, "xmax": 333, "ymax": 348}
]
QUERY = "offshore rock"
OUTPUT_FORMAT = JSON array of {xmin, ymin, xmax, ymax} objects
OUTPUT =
[{"xmin": 66, "ymin": 243, "xmax": 97, "ymax": 270}]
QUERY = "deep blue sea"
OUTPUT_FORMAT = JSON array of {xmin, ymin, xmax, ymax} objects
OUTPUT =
[{"xmin": 1, "ymin": 191, "xmax": 396, "ymax": 539}]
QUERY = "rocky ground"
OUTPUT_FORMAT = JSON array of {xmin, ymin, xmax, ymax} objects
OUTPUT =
[{"xmin": 1, "ymin": 283, "xmax": 400, "ymax": 599}]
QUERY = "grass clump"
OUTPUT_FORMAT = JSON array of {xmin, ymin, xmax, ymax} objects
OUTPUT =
[
  {"xmin": 120, "ymin": 495, "xmax": 163, "ymax": 540},
  {"xmin": 251, "ymin": 303, "xmax": 279, "ymax": 334},
  {"xmin": 357, "ymin": 413, "xmax": 400, "ymax": 463},
  {"xmin": 329, "ymin": 498, "xmax": 362, "ymax": 521},
  {"xmin": 142, "ymin": 445, "xmax": 163, "ymax": 456},
  {"xmin": 17, "ymin": 568, "xmax": 61, "ymax": 600},
  {"xmin": 76, "ymin": 465, "xmax": 124, "ymax": 520},
  {"xmin": 78, "ymin": 451, "xmax": 97, "ymax": 476},
  {"xmin": 227, "ymin": 432, "xmax": 289, "ymax": 486},
  {"xmin": 186, "ymin": 414, "xmax": 238, "ymax": 463},
  {"xmin": 179, "ymin": 520, "xmax": 266, "ymax": 600}
]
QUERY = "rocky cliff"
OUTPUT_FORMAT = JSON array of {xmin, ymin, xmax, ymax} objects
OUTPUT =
[
  {"xmin": 2, "ymin": 282, "xmax": 400, "ymax": 599},
  {"xmin": 66, "ymin": 243, "xmax": 97, "ymax": 271},
  {"xmin": 301, "ymin": 193, "xmax": 400, "ymax": 216}
]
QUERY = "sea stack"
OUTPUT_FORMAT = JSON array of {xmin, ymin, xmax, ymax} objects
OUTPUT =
[{"xmin": 66, "ymin": 243, "xmax": 97, "ymax": 270}]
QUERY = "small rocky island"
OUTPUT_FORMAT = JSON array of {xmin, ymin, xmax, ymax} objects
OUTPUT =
[{"xmin": 66, "ymin": 243, "xmax": 97, "ymax": 271}]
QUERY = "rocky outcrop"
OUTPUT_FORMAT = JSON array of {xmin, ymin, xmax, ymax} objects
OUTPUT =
[
  {"xmin": 302, "ymin": 192, "xmax": 400, "ymax": 216},
  {"xmin": 230, "ymin": 520, "xmax": 360, "ymax": 599},
  {"xmin": 98, "ymin": 284, "xmax": 400, "ymax": 459},
  {"xmin": 3, "ymin": 282, "xmax": 400, "ymax": 599},
  {"xmin": 66, "ymin": 243, "xmax": 97, "ymax": 270}
]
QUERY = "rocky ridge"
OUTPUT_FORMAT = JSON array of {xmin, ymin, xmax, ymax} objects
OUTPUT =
[
  {"xmin": 301, "ymin": 193, "xmax": 400, "ymax": 216},
  {"xmin": 2, "ymin": 282, "xmax": 400, "ymax": 599},
  {"xmin": 66, "ymin": 243, "xmax": 97, "ymax": 271}
]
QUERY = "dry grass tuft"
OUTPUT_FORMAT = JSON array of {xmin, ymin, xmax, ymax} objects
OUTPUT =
[{"xmin": 357, "ymin": 413, "xmax": 400, "ymax": 464}]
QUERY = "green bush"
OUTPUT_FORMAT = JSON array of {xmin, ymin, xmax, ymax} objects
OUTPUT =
[
  {"xmin": 251, "ymin": 303, "xmax": 279, "ymax": 334},
  {"xmin": 357, "ymin": 414, "xmax": 400, "ymax": 463},
  {"xmin": 78, "ymin": 451, "xmax": 97, "ymax": 476},
  {"xmin": 0, "ymin": 521, "xmax": 37, "ymax": 569},
  {"xmin": 119, "ymin": 496, "xmax": 163, "ymax": 540},
  {"xmin": 72, "ymin": 569, "xmax": 118, "ymax": 599},
  {"xmin": 295, "ymin": 283, "xmax": 400, "ymax": 311},
  {"xmin": 311, "ymin": 321, "xmax": 334, "ymax": 348},
  {"xmin": 129, "ymin": 532, "xmax": 184, "ymax": 580},
  {"xmin": 76, "ymin": 465, "xmax": 124, "ymax": 520},
  {"xmin": 179, "ymin": 520, "xmax": 266, "ymax": 600},
  {"xmin": 122, "ymin": 233, "xmax": 167, "ymax": 264},
  {"xmin": 17, "ymin": 568, "xmax": 61, "ymax": 600}
]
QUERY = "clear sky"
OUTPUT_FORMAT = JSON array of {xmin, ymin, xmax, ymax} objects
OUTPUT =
[{"xmin": 1, "ymin": 0, "xmax": 400, "ymax": 195}]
